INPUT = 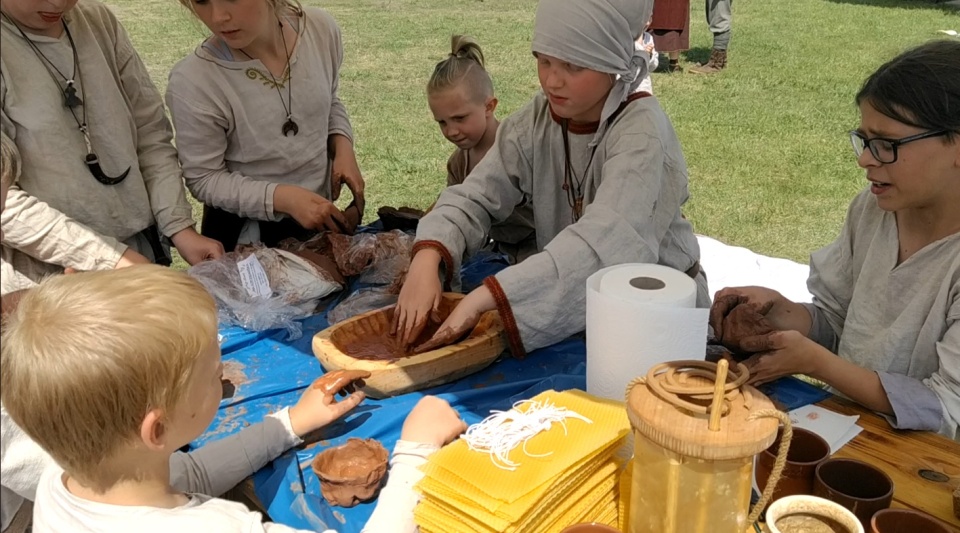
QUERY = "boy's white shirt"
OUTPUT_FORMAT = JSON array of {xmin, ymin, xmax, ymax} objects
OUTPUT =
[
  {"xmin": 29, "ymin": 407, "xmax": 436, "ymax": 533},
  {"xmin": 1, "ymin": 404, "xmax": 56, "ymax": 531}
]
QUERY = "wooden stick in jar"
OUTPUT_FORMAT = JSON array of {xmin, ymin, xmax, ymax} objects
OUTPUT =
[{"xmin": 709, "ymin": 359, "xmax": 729, "ymax": 432}]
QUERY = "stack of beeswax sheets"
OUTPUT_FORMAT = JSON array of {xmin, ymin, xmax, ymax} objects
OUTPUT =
[{"xmin": 414, "ymin": 390, "xmax": 630, "ymax": 533}]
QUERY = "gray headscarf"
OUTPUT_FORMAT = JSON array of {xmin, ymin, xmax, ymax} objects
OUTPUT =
[{"xmin": 532, "ymin": 0, "xmax": 654, "ymax": 146}]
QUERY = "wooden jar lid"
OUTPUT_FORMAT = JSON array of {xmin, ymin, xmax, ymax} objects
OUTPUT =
[{"xmin": 627, "ymin": 360, "xmax": 779, "ymax": 461}]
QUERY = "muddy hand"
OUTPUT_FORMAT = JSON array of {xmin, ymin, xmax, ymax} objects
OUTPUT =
[
  {"xmin": 414, "ymin": 302, "xmax": 482, "ymax": 353},
  {"xmin": 313, "ymin": 369, "xmax": 372, "ymax": 397}
]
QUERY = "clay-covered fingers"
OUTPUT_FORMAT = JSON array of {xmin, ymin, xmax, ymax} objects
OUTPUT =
[
  {"xmin": 738, "ymin": 331, "xmax": 782, "ymax": 353},
  {"xmin": 314, "ymin": 370, "xmax": 372, "ymax": 397},
  {"xmin": 414, "ymin": 326, "xmax": 459, "ymax": 354},
  {"xmin": 709, "ymin": 293, "xmax": 745, "ymax": 339}
]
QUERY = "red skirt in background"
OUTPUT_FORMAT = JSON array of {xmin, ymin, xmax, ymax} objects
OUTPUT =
[{"xmin": 650, "ymin": 0, "xmax": 690, "ymax": 52}]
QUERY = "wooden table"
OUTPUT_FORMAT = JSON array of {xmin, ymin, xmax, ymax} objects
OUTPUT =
[{"xmin": 819, "ymin": 396, "xmax": 960, "ymax": 529}]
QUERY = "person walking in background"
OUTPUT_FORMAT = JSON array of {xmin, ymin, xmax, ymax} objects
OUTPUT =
[
  {"xmin": 648, "ymin": 0, "xmax": 688, "ymax": 72},
  {"xmin": 690, "ymin": 0, "xmax": 732, "ymax": 74}
]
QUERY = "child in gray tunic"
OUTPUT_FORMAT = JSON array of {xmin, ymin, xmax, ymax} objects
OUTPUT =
[
  {"xmin": 710, "ymin": 41, "xmax": 960, "ymax": 440},
  {"xmin": 394, "ymin": 0, "xmax": 707, "ymax": 357},
  {"xmin": 426, "ymin": 35, "xmax": 536, "ymax": 265}
]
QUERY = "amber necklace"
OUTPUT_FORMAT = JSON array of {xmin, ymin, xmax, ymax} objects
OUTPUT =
[
  {"xmin": 239, "ymin": 18, "xmax": 297, "ymax": 136},
  {"xmin": 560, "ymin": 120, "xmax": 598, "ymax": 223},
  {"xmin": 2, "ymin": 12, "xmax": 130, "ymax": 185}
]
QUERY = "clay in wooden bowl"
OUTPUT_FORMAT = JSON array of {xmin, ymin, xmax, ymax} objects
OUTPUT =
[
  {"xmin": 313, "ymin": 293, "xmax": 505, "ymax": 398},
  {"xmin": 312, "ymin": 438, "xmax": 389, "ymax": 507}
]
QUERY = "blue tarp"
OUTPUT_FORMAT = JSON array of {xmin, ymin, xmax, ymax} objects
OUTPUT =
[{"xmin": 192, "ymin": 252, "xmax": 829, "ymax": 532}]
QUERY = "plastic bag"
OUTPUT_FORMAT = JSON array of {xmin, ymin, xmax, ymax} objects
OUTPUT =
[
  {"xmin": 189, "ymin": 246, "xmax": 343, "ymax": 339},
  {"xmin": 327, "ymin": 230, "xmax": 413, "ymax": 277},
  {"xmin": 327, "ymin": 288, "xmax": 399, "ymax": 325}
]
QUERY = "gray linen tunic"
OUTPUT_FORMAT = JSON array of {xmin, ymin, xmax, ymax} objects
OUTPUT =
[
  {"xmin": 416, "ymin": 92, "xmax": 708, "ymax": 355},
  {"xmin": 805, "ymin": 189, "xmax": 960, "ymax": 439},
  {"xmin": 0, "ymin": 0, "xmax": 196, "ymax": 293},
  {"xmin": 165, "ymin": 7, "xmax": 353, "ymax": 222}
]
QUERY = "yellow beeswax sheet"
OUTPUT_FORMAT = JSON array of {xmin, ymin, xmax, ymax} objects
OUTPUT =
[
  {"xmin": 416, "ymin": 458, "xmax": 620, "ymax": 532},
  {"xmin": 420, "ymin": 389, "xmax": 629, "ymax": 502},
  {"xmin": 618, "ymin": 458, "xmax": 633, "ymax": 532},
  {"xmin": 418, "ymin": 434, "xmax": 625, "ymax": 521}
]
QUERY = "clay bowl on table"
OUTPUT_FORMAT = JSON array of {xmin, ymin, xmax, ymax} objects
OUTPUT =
[
  {"xmin": 311, "ymin": 438, "xmax": 389, "ymax": 507},
  {"xmin": 313, "ymin": 293, "xmax": 505, "ymax": 399}
]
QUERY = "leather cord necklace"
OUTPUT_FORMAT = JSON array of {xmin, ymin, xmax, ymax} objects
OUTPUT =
[
  {"xmin": 2, "ymin": 12, "xmax": 130, "ymax": 185},
  {"xmin": 560, "ymin": 119, "xmax": 598, "ymax": 223},
  {"xmin": 239, "ymin": 18, "xmax": 297, "ymax": 136}
]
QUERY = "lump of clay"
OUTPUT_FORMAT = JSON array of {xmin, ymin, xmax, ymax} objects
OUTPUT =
[
  {"xmin": 312, "ymin": 370, "xmax": 371, "ymax": 397},
  {"xmin": 378, "ymin": 206, "xmax": 425, "ymax": 232},
  {"xmin": 312, "ymin": 438, "xmax": 389, "ymax": 507},
  {"xmin": 718, "ymin": 302, "xmax": 776, "ymax": 354}
]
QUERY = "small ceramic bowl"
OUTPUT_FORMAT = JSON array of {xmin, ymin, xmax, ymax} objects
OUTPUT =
[
  {"xmin": 766, "ymin": 494, "xmax": 864, "ymax": 533},
  {"xmin": 312, "ymin": 438, "xmax": 389, "ymax": 507}
]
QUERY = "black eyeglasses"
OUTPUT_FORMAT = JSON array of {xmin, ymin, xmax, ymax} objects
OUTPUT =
[{"xmin": 849, "ymin": 129, "xmax": 949, "ymax": 164}]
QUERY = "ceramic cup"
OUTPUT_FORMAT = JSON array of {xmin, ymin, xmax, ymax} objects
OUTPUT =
[
  {"xmin": 766, "ymin": 495, "xmax": 864, "ymax": 533},
  {"xmin": 870, "ymin": 508, "xmax": 953, "ymax": 533},
  {"xmin": 813, "ymin": 458, "xmax": 894, "ymax": 528},
  {"xmin": 757, "ymin": 427, "xmax": 832, "ymax": 504},
  {"xmin": 559, "ymin": 523, "xmax": 620, "ymax": 533}
]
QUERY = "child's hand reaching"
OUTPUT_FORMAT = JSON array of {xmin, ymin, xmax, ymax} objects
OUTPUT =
[
  {"xmin": 288, "ymin": 371, "xmax": 370, "ymax": 437},
  {"xmin": 400, "ymin": 396, "xmax": 467, "ymax": 448}
]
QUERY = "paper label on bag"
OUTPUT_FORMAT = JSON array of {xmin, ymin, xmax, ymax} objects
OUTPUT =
[{"xmin": 237, "ymin": 254, "xmax": 272, "ymax": 299}]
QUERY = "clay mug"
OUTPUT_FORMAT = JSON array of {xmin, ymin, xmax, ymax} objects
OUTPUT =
[
  {"xmin": 766, "ymin": 495, "xmax": 864, "ymax": 533},
  {"xmin": 756, "ymin": 427, "xmax": 831, "ymax": 504},
  {"xmin": 559, "ymin": 523, "xmax": 620, "ymax": 533},
  {"xmin": 813, "ymin": 458, "xmax": 894, "ymax": 528},
  {"xmin": 870, "ymin": 508, "xmax": 953, "ymax": 533}
]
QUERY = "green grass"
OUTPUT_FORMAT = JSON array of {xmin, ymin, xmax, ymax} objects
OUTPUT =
[{"xmin": 106, "ymin": 0, "xmax": 959, "ymax": 266}]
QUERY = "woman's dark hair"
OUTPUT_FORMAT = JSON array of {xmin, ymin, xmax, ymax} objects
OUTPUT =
[{"xmin": 856, "ymin": 40, "xmax": 960, "ymax": 141}]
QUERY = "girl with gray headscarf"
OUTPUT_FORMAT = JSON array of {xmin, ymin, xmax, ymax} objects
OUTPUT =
[{"xmin": 393, "ymin": 0, "xmax": 708, "ymax": 357}]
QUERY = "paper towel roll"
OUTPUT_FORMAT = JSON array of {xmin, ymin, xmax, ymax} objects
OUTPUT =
[{"xmin": 586, "ymin": 264, "xmax": 709, "ymax": 401}]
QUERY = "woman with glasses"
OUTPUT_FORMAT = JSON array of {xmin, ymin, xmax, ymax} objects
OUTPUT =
[
  {"xmin": 709, "ymin": 40, "xmax": 960, "ymax": 440},
  {"xmin": 0, "ymin": 0, "xmax": 224, "ymax": 295}
]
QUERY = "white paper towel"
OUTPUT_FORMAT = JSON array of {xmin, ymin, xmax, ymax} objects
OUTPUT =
[{"xmin": 586, "ymin": 264, "xmax": 709, "ymax": 401}]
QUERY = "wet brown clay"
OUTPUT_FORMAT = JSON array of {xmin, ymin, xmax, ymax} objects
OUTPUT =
[
  {"xmin": 377, "ymin": 206, "xmax": 425, "ymax": 232},
  {"xmin": 311, "ymin": 370, "xmax": 371, "ymax": 396},
  {"xmin": 335, "ymin": 298, "xmax": 493, "ymax": 361},
  {"xmin": 312, "ymin": 438, "xmax": 389, "ymax": 507},
  {"xmin": 718, "ymin": 297, "xmax": 776, "ymax": 353}
]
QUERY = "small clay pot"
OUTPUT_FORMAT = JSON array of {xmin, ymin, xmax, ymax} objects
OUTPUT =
[
  {"xmin": 312, "ymin": 438, "xmax": 389, "ymax": 507},
  {"xmin": 813, "ymin": 458, "xmax": 894, "ymax": 529},
  {"xmin": 870, "ymin": 508, "xmax": 953, "ymax": 533},
  {"xmin": 766, "ymin": 495, "xmax": 863, "ymax": 533},
  {"xmin": 757, "ymin": 427, "xmax": 831, "ymax": 505},
  {"xmin": 559, "ymin": 523, "xmax": 620, "ymax": 533}
]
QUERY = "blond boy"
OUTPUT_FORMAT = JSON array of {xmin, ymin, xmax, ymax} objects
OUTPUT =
[{"xmin": 1, "ymin": 266, "xmax": 465, "ymax": 532}]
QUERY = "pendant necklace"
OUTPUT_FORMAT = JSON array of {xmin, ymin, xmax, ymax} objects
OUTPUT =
[
  {"xmin": 560, "ymin": 120, "xmax": 598, "ymax": 223},
  {"xmin": 3, "ymin": 13, "xmax": 130, "ymax": 184},
  {"xmin": 240, "ymin": 18, "xmax": 297, "ymax": 136}
]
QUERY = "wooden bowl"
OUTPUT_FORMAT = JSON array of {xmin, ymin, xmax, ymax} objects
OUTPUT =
[{"xmin": 313, "ymin": 293, "xmax": 506, "ymax": 398}]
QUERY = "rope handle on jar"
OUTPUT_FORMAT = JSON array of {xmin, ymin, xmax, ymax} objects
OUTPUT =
[{"xmin": 746, "ymin": 409, "xmax": 792, "ymax": 526}]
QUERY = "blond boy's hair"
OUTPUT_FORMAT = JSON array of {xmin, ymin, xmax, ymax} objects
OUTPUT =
[
  {"xmin": 1, "ymin": 131, "xmax": 20, "ymax": 191},
  {"xmin": 0, "ymin": 265, "xmax": 218, "ymax": 489},
  {"xmin": 427, "ymin": 35, "xmax": 495, "ymax": 102}
]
